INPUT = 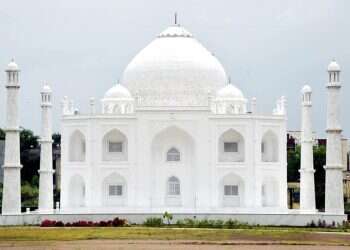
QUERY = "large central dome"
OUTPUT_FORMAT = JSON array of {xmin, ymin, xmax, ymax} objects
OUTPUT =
[{"xmin": 121, "ymin": 25, "xmax": 228, "ymax": 108}]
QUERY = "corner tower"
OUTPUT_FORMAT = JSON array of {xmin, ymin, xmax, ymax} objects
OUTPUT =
[
  {"xmin": 2, "ymin": 59, "xmax": 22, "ymax": 215},
  {"xmin": 299, "ymin": 85, "xmax": 316, "ymax": 212},
  {"xmin": 324, "ymin": 60, "xmax": 344, "ymax": 214},
  {"xmin": 38, "ymin": 84, "xmax": 54, "ymax": 213}
]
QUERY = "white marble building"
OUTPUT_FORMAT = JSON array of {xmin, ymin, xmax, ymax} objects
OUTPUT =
[
  {"xmin": 1, "ymin": 21, "xmax": 347, "ymax": 225},
  {"xmin": 59, "ymin": 25, "xmax": 288, "ymax": 213}
]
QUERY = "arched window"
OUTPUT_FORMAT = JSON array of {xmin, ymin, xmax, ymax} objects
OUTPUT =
[
  {"xmin": 221, "ymin": 173, "xmax": 245, "ymax": 207},
  {"xmin": 102, "ymin": 173, "xmax": 127, "ymax": 206},
  {"xmin": 261, "ymin": 130, "xmax": 279, "ymax": 162},
  {"xmin": 69, "ymin": 130, "xmax": 86, "ymax": 162},
  {"xmin": 166, "ymin": 147, "xmax": 180, "ymax": 162},
  {"xmin": 167, "ymin": 176, "xmax": 180, "ymax": 196}
]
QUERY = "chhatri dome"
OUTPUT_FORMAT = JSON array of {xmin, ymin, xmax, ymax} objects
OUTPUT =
[
  {"xmin": 120, "ymin": 24, "xmax": 231, "ymax": 108},
  {"xmin": 301, "ymin": 84, "xmax": 312, "ymax": 94},
  {"xmin": 327, "ymin": 60, "xmax": 340, "ymax": 72},
  {"xmin": 104, "ymin": 82, "xmax": 133, "ymax": 100},
  {"xmin": 6, "ymin": 59, "xmax": 19, "ymax": 71},
  {"xmin": 216, "ymin": 81, "xmax": 245, "ymax": 101}
]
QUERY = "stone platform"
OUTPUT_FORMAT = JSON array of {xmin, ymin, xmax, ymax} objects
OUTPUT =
[{"xmin": 0, "ymin": 212, "xmax": 347, "ymax": 226}]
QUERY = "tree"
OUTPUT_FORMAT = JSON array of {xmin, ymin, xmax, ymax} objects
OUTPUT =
[
  {"xmin": 21, "ymin": 180, "xmax": 39, "ymax": 208},
  {"xmin": 163, "ymin": 211, "xmax": 173, "ymax": 225},
  {"xmin": 52, "ymin": 133, "xmax": 61, "ymax": 147},
  {"xmin": 314, "ymin": 145, "xmax": 326, "ymax": 210},
  {"xmin": 20, "ymin": 129, "xmax": 40, "ymax": 183},
  {"xmin": 20, "ymin": 128, "xmax": 39, "ymax": 151},
  {"xmin": 287, "ymin": 144, "xmax": 326, "ymax": 210},
  {"xmin": 0, "ymin": 128, "xmax": 5, "ymax": 140},
  {"xmin": 287, "ymin": 145, "xmax": 300, "ymax": 182}
]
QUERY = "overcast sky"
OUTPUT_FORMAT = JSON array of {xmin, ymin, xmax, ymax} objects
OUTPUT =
[{"xmin": 0, "ymin": 0, "xmax": 349, "ymax": 137}]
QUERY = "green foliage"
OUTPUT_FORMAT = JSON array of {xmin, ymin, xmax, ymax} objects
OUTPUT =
[
  {"xmin": 223, "ymin": 219, "xmax": 251, "ymax": 229},
  {"xmin": 162, "ymin": 211, "xmax": 173, "ymax": 225},
  {"xmin": 345, "ymin": 202, "xmax": 350, "ymax": 213},
  {"xmin": 143, "ymin": 217, "xmax": 163, "ymax": 227},
  {"xmin": 175, "ymin": 218, "xmax": 251, "ymax": 229},
  {"xmin": 313, "ymin": 145, "xmax": 326, "ymax": 210},
  {"xmin": 287, "ymin": 145, "xmax": 300, "ymax": 182},
  {"xmin": 21, "ymin": 180, "xmax": 39, "ymax": 208},
  {"xmin": 20, "ymin": 129, "xmax": 39, "ymax": 151},
  {"xmin": 0, "ymin": 127, "xmax": 61, "ymax": 208},
  {"xmin": 287, "ymin": 144, "xmax": 326, "ymax": 210},
  {"xmin": 0, "ymin": 128, "xmax": 5, "ymax": 140},
  {"xmin": 52, "ymin": 133, "xmax": 61, "ymax": 147},
  {"xmin": 20, "ymin": 129, "xmax": 40, "ymax": 183}
]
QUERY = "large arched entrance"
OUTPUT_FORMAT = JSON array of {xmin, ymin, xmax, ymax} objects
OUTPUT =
[{"xmin": 151, "ymin": 126, "xmax": 195, "ymax": 208}]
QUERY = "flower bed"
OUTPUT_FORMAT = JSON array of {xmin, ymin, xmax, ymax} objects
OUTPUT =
[{"xmin": 40, "ymin": 217, "xmax": 127, "ymax": 227}]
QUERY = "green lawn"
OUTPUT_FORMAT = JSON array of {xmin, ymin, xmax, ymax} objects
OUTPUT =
[{"xmin": 0, "ymin": 227, "xmax": 349, "ymax": 245}]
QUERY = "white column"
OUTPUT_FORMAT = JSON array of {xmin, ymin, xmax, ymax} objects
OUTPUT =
[
  {"xmin": 2, "ymin": 59, "xmax": 22, "ymax": 215},
  {"xmin": 299, "ymin": 85, "xmax": 316, "ymax": 212},
  {"xmin": 38, "ymin": 84, "xmax": 54, "ymax": 213},
  {"xmin": 325, "ymin": 60, "xmax": 344, "ymax": 214}
]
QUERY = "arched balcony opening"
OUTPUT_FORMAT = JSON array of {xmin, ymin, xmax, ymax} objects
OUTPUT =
[
  {"xmin": 261, "ymin": 130, "xmax": 279, "ymax": 162},
  {"xmin": 220, "ymin": 173, "xmax": 245, "ymax": 207},
  {"xmin": 102, "ymin": 129, "xmax": 128, "ymax": 162},
  {"xmin": 69, "ymin": 130, "xmax": 86, "ymax": 162},
  {"xmin": 218, "ymin": 129, "xmax": 245, "ymax": 162}
]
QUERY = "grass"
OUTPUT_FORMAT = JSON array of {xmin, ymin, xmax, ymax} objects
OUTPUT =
[{"xmin": 0, "ymin": 226, "xmax": 349, "ymax": 245}]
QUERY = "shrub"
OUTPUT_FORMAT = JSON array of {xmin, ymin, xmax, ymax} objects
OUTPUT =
[
  {"xmin": 307, "ymin": 220, "xmax": 316, "ymax": 228},
  {"xmin": 197, "ymin": 219, "xmax": 210, "ymax": 228},
  {"xmin": 173, "ymin": 218, "xmax": 251, "ymax": 229},
  {"xmin": 224, "ymin": 219, "xmax": 250, "ymax": 229},
  {"xmin": 55, "ymin": 221, "xmax": 64, "ymax": 227},
  {"xmin": 98, "ymin": 220, "xmax": 108, "ymax": 227},
  {"xmin": 41, "ymin": 219, "xmax": 56, "ymax": 227},
  {"xmin": 183, "ymin": 218, "xmax": 195, "ymax": 227},
  {"xmin": 163, "ymin": 211, "xmax": 173, "ymax": 225},
  {"xmin": 41, "ymin": 217, "xmax": 127, "ymax": 227},
  {"xmin": 112, "ymin": 217, "xmax": 127, "ymax": 227},
  {"xmin": 175, "ymin": 219, "xmax": 184, "ymax": 227},
  {"xmin": 143, "ymin": 217, "xmax": 163, "ymax": 227}
]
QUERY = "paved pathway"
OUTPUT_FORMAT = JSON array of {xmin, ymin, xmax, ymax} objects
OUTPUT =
[{"xmin": 0, "ymin": 240, "xmax": 349, "ymax": 250}]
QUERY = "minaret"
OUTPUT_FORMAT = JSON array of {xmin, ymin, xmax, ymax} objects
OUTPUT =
[
  {"xmin": 38, "ymin": 84, "xmax": 54, "ymax": 213},
  {"xmin": 299, "ymin": 85, "xmax": 316, "ymax": 212},
  {"xmin": 2, "ymin": 59, "xmax": 22, "ymax": 215},
  {"xmin": 325, "ymin": 60, "xmax": 344, "ymax": 214}
]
